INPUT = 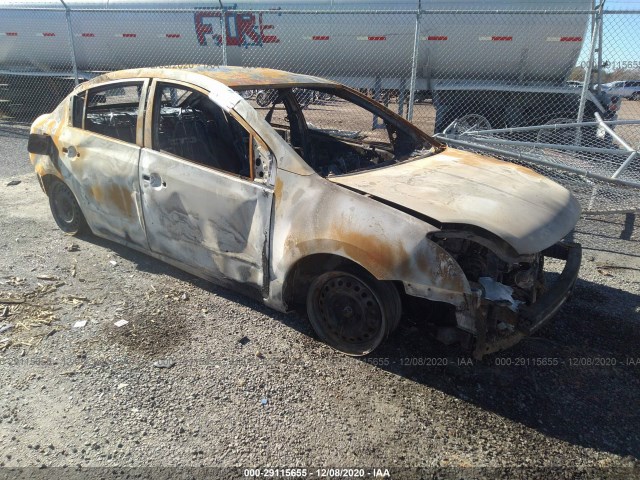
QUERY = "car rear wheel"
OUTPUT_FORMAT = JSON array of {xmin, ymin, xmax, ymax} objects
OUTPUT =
[
  {"xmin": 306, "ymin": 270, "xmax": 401, "ymax": 356},
  {"xmin": 49, "ymin": 180, "xmax": 88, "ymax": 235}
]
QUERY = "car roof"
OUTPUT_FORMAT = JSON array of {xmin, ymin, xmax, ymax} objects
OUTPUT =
[{"xmin": 87, "ymin": 65, "xmax": 338, "ymax": 89}]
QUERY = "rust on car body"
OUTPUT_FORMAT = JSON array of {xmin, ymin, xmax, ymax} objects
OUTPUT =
[{"xmin": 28, "ymin": 65, "xmax": 582, "ymax": 358}]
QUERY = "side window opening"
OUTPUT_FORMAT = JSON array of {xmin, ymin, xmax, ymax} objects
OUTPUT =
[
  {"xmin": 84, "ymin": 82, "xmax": 142, "ymax": 144},
  {"xmin": 243, "ymin": 86, "xmax": 430, "ymax": 177},
  {"xmin": 153, "ymin": 83, "xmax": 252, "ymax": 178}
]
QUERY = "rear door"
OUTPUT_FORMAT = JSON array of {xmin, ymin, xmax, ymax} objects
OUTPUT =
[
  {"xmin": 139, "ymin": 80, "xmax": 273, "ymax": 292},
  {"xmin": 59, "ymin": 80, "xmax": 149, "ymax": 248}
]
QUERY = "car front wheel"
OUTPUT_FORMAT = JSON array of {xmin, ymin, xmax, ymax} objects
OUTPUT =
[
  {"xmin": 306, "ymin": 270, "xmax": 401, "ymax": 356},
  {"xmin": 48, "ymin": 180, "xmax": 88, "ymax": 235}
]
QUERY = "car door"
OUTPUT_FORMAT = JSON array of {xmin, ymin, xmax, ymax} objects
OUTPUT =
[
  {"xmin": 139, "ymin": 80, "xmax": 273, "ymax": 294},
  {"xmin": 58, "ymin": 79, "xmax": 149, "ymax": 248}
]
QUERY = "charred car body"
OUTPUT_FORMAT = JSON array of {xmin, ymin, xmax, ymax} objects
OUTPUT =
[{"xmin": 28, "ymin": 66, "xmax": 582, "ymax": 358}]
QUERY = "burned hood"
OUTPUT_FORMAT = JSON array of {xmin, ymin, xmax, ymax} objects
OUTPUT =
[{"xmin": 330, "ymin": 148, "xmax": 581, "ymax": 255}]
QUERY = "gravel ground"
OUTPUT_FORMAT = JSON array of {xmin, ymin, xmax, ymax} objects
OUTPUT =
[
  {"xmin": 0, "ymin": 125, "xmax": 639, "ymax": 480},
  {"xmin": 0, "ymin": 122, "xmax": 30, "ymax": 178}
]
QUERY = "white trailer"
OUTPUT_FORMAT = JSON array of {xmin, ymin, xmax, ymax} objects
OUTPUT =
[{"xmin": 0, "ymin": 0, "xmax": 614, "ymax": 130}]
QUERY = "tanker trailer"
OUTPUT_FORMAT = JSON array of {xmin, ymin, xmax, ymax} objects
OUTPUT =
[{"xmin": 0, "ymin": 0, "xmax": 614, "ymax": 129}]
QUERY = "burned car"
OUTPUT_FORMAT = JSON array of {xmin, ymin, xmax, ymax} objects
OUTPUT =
[{"xmin": 28, "ymin": 66, "xmax": 581, "ymax": 358}]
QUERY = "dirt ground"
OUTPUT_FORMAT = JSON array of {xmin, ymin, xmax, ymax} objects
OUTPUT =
[{"xmin": 0, "ymin": 118, "xmax": 639, "ymax": 480}]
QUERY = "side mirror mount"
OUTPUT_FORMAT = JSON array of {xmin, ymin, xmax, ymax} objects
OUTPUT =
[{"xmin": 27, "ymin": 133, "xmax": 54, "ymax": 156}]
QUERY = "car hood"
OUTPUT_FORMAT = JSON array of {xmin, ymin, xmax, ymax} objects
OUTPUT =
[{"xmin": 330, "ymin": 148, "xmax": 581, "ymax": 255}]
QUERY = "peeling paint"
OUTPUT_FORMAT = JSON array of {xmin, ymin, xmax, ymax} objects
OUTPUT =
[{"xmin": 28, "ymin": 65, "xmax": 582, "ymax": 357}]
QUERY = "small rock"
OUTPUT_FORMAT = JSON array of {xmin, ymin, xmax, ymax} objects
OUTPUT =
[
  {"xmin": 180, "ymin": 292, "xmax": 189, "ymax": 301},
  {"xmin": 153, "ymin": 359, "xmax": 175, "ymax": 369},
  {"xmin": 65, "ymin": 243, "xmax": 80, "ymax": 252},
  {"xmin": 0, "ymin": 324, "xmax": 13, "ymax": 334},
  {"xmin": 36, "ymin": 275, "xmax": 59, "ymax": 281},
  {"xmin": 6, "ymin": 180, "xmax": 21, "ymax": 187},
  {"xmin": 238, "ymin": 336, "xmax": 250, "ymax": 346}
]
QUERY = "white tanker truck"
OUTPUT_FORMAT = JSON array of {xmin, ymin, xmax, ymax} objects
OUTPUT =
[{"xmin": 0, "ymin": 0, "xmax": 617, "ymax": 131}]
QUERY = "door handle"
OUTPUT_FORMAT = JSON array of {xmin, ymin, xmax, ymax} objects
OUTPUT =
[
  {"xmin": 62, "ymin": 146, "xmax": 79, "ymax": 158},
  {"xmin": 142, "ymin": 173, "xmax": 166, "ymax": 189}
]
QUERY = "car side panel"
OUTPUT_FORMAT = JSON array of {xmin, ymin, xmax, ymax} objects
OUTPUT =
[
  {"xmin": 265, "ymin": 168, "xmax": 472, "ymax": 311},
  {"xmin": 139, "ymin": 148, "xmax": 272, "ymax": 291},
  {"xmin": 29, "ymin": 89, "xmax": 149, "ymax": 249},
  {"xmin": 57, "ymin": 126, "xmax": 148, "ymax": 248}
]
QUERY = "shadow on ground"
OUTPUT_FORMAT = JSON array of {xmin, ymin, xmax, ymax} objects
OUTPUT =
[{"xmin": 80, "ymin": 232, "xmax": 640, "ymax": 461}]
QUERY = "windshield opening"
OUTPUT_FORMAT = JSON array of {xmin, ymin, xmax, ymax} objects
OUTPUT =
[{"xmin": 235, "ymin": 86, "xmax": 438, "ymax": 177}]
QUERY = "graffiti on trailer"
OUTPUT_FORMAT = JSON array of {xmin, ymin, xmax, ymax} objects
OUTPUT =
[{"xmin": 195, "ymin": 9, "xmax": 280, "ymax": 48}]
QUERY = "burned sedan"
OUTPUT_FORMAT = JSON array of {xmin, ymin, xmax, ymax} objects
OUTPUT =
[{"xmin": 28, "ymin": 66, "xmax": 581, "ymax": 358}]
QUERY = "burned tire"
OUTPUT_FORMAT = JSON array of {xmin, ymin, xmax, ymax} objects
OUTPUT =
[
  {"xmin": 48, "ymin": 180, "xmax": 88, "ymax": 235},
  {"xmin": 306, "ymin": 270, "xmax": 401, "ymax": 356},
  {"xmin": 255, "ymin": 90, "xmax": 273, "ymax": 107},
  {"xmin": 451, "ymin": 114, "xmax": 492, "ymax": 135}
]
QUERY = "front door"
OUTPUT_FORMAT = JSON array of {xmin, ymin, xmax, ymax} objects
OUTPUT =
[{"xmin": 139, "ymin": 81, "xmax": 273, "ymax": 292}]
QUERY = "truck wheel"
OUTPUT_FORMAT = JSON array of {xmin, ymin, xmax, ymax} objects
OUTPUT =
[
  {"xmin": 631, "ymin": 92, "xmax": 639, "ymax": 101},
  {"xmin": 240, "ymin": 89, "xmax": 255, "ymax": 100},
  {"xmin": 306, "ymin": 270, "xmax": 401, "ymax": 356},
  {"xmin": 450, "ymin": 114, "xmax": 491, "ymax": 135},
  {"xmin": 48, "ymin": 180, "xmax": 88, "ymax": 235},
  {"xmin": 255, "ymin": 90, "xmax": 272, "ymax": 107}
]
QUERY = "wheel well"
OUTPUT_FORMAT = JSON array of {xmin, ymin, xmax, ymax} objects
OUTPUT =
[
  {"xmin": 282, "ymin": 254, "xmax": 403, "ymax": 310},
  {"xmin": 39, "ymin": 174, "xmax": 60, "ymax": 196}
]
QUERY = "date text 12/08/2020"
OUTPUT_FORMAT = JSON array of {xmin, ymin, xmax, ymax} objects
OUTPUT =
[{"xmin": 243, "ymin": 468, "xmax": 391, "ymax": 478}]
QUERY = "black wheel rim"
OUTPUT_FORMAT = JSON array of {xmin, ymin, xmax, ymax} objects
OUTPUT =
[
  {"xmin": 311, "ymin": 274, "xmax": 385, "ymax": 353},
  {"xmin": 51, "ymin": 184, "xmax": 79, "ymax": 230}
]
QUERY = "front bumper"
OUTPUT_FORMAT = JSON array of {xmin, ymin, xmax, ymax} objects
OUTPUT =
[{"xmin": 473, "ymin": 241, "xmax": 582, "ymax": 358}]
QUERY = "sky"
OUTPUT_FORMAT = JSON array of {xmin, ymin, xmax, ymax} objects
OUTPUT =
[
  {"xmin": 605, "ymin": 0, "xmax": 640, "ymax": 8},
  {"xmin": 574, "ymin": 2, "xmax": 640, "ymax": 73}
]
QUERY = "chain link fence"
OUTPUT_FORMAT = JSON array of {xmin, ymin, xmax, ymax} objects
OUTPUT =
[{"xmin": 0, "ymin": 3, "xmax": 639, "ymax": 212}]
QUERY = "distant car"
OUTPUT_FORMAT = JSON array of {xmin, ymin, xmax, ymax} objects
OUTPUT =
[
  {"xmin": 566, "ymin": 80, "xmax": 584, "ymax": 88},
  {"xmin": 27, "ymin": 66, "xmax": 581, "ymax": 358},
  {"xmin": 602, "ymin": 80, "xmax": 640, "ymax": 100}
]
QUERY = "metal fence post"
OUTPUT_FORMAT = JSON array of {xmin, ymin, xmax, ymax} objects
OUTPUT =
[
  {"xmin": 407, "ymin": 10, "xmax": 421, "ymax": 121},
  {"xmin": 220, "ymin": 8, "xmax": 228, "ymax": 66},
  {"xmin": 596, "ymin": 7, "xmax": 604, "ymax": 92},
  {"xmin": 577, "ymin": 3, "xmax": 603, "ymax": 124},
  {"xmin": 59, "ymin": 0, "xmax": 79, "ymax": 86}
]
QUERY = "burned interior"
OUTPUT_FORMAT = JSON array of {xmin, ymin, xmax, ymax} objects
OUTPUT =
[
  {"xmin": 153, "ymin": 83, "xmax": 251, "ymax": 176},
  {"xmin": 79, "ymin": 83, "xmax": 142, "ymax": 143},
  {"xmin": 236, "ymin": 86, "xmax": 439, "ymax": 177}
]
